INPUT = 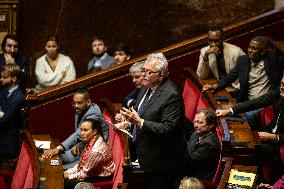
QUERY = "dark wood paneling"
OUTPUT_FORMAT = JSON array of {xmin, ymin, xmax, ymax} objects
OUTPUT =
[
  {"xmin": 26, "ymin": 9, "xmax": 284, "ymax": 142},
  {"xmin": 18, "ymin": 0, "xmax": 274, "ymax": 81}
]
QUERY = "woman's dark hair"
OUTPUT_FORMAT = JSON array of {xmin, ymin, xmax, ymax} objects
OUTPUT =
[
  {"xmin": 83, "ymin": 118, "xmax": 103, "ymax": 136},
  {"xmin": 45, "ymin": 35, "xmax": 59, "ymax": 44}
]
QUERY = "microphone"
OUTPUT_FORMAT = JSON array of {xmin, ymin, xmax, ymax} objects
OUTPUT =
[{"xmin": 127, "ymin": 99, "xmax": 137, "ymax": 107}]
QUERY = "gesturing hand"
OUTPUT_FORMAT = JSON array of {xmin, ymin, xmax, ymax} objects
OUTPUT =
[{"xmin": 120, "ymin": 107, "xmax": 143, "ymax": 128}]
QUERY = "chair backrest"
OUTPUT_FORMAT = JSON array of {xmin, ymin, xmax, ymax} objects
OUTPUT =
[
  {"xmin": 103, "ymin": 108, "xmax": 116, "ymax": 150},
  {"xmin": 111, "ymin": 132, "xmax": 125, "ymax": 189},
  {"xmin": 11, "ymin": 141, "xmax": 35, "ymax": 189},
  {"xmin": 101, "ymin": 107, "xmax": 125, "ymax": 189},
  {"xmin": 260, "ymin": 106, "xmax": 274, "ymax": 127},
  {"xmin": 183, "ymin": 79, "xmax": 209, "ymax": 121}
]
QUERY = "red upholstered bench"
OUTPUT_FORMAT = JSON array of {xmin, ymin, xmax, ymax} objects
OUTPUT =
[
  {"xmin": 183, "ymin": 79, "xmax": 209, "ymax": 122},
  {"xmin": 93, "ymin": 108, "xmax": 125, "ymax": 189},
  {"xmin": 0, "ymin": 141, "xmax": 36, "ymax": 189},
  {"xmin": 260, "ymin": 105, "xmax": 274, "ymax": 128}
]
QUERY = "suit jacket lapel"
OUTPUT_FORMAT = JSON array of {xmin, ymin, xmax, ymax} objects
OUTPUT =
[
  {"xmin": 243, "ymin": 57, "xmax": 251, "ymax": 84},
  {"xmin": 137, "ymin": 80, "xmax": 166, "ymax": 116},
  {"xmin": 140, "ymin": 87, "xmax": 162, "ymax": 116},
  {"xmin": 187, "ymin": 133, "xmax": 199, "ymax": 154}
]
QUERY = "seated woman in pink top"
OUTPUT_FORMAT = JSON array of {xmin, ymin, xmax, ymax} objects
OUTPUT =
[{"xmin": 64, "ymin": 119, "xmax": 115, "ymax": 189}]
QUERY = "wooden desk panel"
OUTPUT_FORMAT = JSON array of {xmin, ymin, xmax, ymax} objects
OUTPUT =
[{"xmin": 32, "ymin": 135, "xmax": 64, "ymax": 189}]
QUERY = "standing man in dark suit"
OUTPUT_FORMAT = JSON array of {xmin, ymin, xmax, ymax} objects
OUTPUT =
[
  {"xmin": 0, "ymin": 64, "xmax": 25, "ymax": 166},
  {"xmin": 203, "ymin": 36, "xmax": 284, "ymax": 130},
  {"xmin": 87, "ymin": 36, "xmax": 116, "ymax": 73},
  {"xmin": 182, "ymin": 109, "xmax": 220, "ymax": 180},
  {"xmin": 118, "ymin": 53, "xmax": 185, "ymax": 189}
]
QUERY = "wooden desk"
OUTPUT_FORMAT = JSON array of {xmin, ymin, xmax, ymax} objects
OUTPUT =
[
  {"xmin": 32, "ymin": 135, "xmax": 64, "ymax": 189},
  {"xmin": 199, "ymin": 78, "xmax": 260, "ymax": 164}
]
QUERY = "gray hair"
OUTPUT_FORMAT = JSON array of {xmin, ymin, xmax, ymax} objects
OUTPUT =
[
  {"xmin": 74, "ymin": 182, "xmax": 95, "ymax": 189},
  {"xmin": 179, "ymin": 177, "xmax": 205, "ymax": 189},
  {"xmin": 145, "ymin": 53, "xmax": 169, "ymax": 77},
  {"xmin": 129, "ymin": 61, "xmax": 144, "ymax": 74}
]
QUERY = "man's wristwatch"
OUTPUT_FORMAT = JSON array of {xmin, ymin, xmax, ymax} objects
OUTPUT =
[{"xmin": 56, "ymin": 145, "xmax": 63, "ymax": 152}]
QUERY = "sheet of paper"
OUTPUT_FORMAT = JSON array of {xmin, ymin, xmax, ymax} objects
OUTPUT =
[
  {"xmin": 35, "ymin": 140, "xmax": 51, "ymax": 149},
  {"xmin": 105, "ymin": 119, "xmax": 133, "ymax": 138},
  {"xmin": 228, "ymin": 169, "xmax": 256, "ymax": 188}
]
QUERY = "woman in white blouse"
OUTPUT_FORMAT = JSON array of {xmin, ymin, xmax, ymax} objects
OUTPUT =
[{"xmin": 35, "ymin": 35, "xmax": 76, "ymax": 91}]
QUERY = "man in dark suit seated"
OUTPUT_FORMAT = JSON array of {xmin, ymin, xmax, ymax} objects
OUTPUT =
[
  {"xmin": 0, "ymin": 64, "xmax": 25, "ymax": 167},
  {"xmin": 203, "ymin": 36, "xmax": 284, "ymax": 130},
  {"xmin": 182, "ymin": 109, "xmax": 221, "ymax": 180},
  {"xmin": 122, "ymin": 61, "xmax": 144, "ymax": 108},
  {"xmin": 116, "ymin": 60, "xmax": 144, "ymax": 161},
  {"xmin": 117, "ymin": 53, "xmax": 185, "ymax": 189}
]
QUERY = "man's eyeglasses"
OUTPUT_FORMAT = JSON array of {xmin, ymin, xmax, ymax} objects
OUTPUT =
[{"xmin": 142, "ymin": 68, "xmax": 159, "ymax": 75}]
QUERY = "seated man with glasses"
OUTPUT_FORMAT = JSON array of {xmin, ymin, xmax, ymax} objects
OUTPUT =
[
  {"xmin": 43, "ymin": 88, "xmax": 109, "ymax": 169},
  {"xmin": 0, "ymin": 34, "xmax": 29, "ymax": 93}
]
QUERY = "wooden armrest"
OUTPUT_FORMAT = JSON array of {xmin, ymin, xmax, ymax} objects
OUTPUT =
[{"xmin": 217, "ymin": 157, "xmax": 233, "ymax": 189}]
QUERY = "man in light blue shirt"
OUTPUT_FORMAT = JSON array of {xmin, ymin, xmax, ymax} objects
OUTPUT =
[{"xmin": 87, "ymin": 36, "xmax": 115, "ymax": 73}]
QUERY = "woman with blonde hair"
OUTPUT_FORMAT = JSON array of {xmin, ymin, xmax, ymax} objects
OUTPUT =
[{"xmin": 179, "ymin": 176, "xmax": 205, "ymax": 189}]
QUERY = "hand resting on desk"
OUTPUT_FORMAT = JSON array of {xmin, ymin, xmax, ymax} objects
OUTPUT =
[
  {"xmin": 216, "ymin": 109, "xmax": 232, "ymax": 117},
  {"xmin": 42, "ymin": 148, "xmax": 60, "ymax": 158},
  {"xmin": 203, "ymin": 83, "xmax": 218, "ymax": 92}
]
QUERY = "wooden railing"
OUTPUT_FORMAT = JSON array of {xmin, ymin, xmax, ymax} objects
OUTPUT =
[
  {"xmin": 26, "ymin": 8, "xmax": 284, "ymax": 105},
  {"xmin": 26, "ymin": 8, "xmax": 284, "ymax": 142}
]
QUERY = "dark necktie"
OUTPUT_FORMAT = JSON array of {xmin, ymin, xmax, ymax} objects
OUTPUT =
[
  {"xmin": 138, "ymin": 88, "xmax": 152, "ymax": 116},
  {"xmin": 132, "ymin": 88, "xmax": 152, "ymax": 142}
]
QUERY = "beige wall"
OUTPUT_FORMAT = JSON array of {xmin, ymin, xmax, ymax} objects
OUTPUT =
[{"xmin": 275, "ymin": 0, "xmax": 284, "ymax": 9}]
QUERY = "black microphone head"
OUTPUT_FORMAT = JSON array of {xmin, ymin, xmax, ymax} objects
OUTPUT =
[{"xmin": 128, "ymin": 99, "xmax": 137, "ymax": 107}]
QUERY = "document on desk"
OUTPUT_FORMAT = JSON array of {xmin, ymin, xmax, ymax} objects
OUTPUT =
[
  {"xmin": 35, "ymin": 140, "xmax": 51, "ymax": 149},
  {"xmin": 227, "ymin": 169, "xmax": 256, "ymax": 188}
]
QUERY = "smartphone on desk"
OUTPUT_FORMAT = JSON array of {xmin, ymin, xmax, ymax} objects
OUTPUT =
[
  {"xmin": 215, "ymin": 95, "xmax": 229, "ymax": 102},
  {"xmin": 225, "ymin": 114, "xmax": 244, "ymax": 123}
]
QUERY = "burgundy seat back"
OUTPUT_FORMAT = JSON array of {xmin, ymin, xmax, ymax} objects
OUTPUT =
[
  {"xmin": 111, "ymin": 132, "xmax": 125, "ymax": 188},
  {"xmin": 183, "ymin": 79, "xmax": 209, "ymax": 121},
  {"xmin": 260, "ymin": 106, "xmax": 274, "ymax": 127},
  {"xmin": 103, "ymin": 108, "xmax": 116, "ymax": 150},
  {"xmin": 11, "ymin": 141, "xmax": 35, "ymax": 189},
  {"xmin": 94, "ymin": 108, "xmax": 125, "ymax": 189}
]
